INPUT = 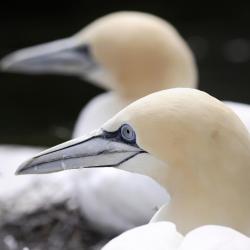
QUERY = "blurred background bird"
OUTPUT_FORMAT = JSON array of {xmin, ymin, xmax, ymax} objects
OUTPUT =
[
  {"xmin": 0, "ymin": 1, "xmax": 250, "ymax": 250},
  {"xmin": 1, "ymin": 2, "xmax": 250, "ymax": 146}
]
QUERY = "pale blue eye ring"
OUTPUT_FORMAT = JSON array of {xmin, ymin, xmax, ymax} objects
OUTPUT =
[{"xmin": 120, "ymin": 124, "xmax": 136, "ymax": 142}]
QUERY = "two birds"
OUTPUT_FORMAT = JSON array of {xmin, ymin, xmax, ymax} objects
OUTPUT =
[
  {"xmin": 17, "ymin": 88, "xmax": 250, "ymax": 248},
  {"xmin": 1, "ymin": 11, "xmax": 250, "ymax": 245},
  {"xmin": 1, "ymin": 11, "xmax": 197, "ymax": 232}
]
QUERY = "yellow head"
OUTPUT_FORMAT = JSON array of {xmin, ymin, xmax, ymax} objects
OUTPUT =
[
  {"xmin": 17, "ymin": 88, "xmax": 250, "ymax": 235},
  {"xmin": 1, "ymin": 12, "xmax": 197, "ymax": 100},
  {"xmin": 75, "ymin": 12, "xmax": 197, "ymax": 99}
]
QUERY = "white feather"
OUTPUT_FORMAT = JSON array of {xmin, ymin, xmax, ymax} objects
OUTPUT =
[
  {"xmin": 179, "ymin": 225, "xmax": 250, "ymax": 250},
  {"xmin": 0, "ymin": 145, "xmax": 74, "ymax": 220},
  {"xmin": 102, "ymin": 222, "xmax": 183, "ymax": 250},
  {"xmin": 102, "ymin": 223, "xmax": 250, "ymax": 250}
]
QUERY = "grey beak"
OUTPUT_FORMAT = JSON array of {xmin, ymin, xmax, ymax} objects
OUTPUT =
[
  {"xmin": 0, "ymin": 37, "xmax": 96, "ymax": 77},
  {"xmin": 16, "ymin": 129, "xmax": 145, "ymax": 175}
]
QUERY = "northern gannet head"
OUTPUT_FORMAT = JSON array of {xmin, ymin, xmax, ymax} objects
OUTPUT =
[
  {"xmin": 16, "ymin": 88, "xmax": 250, "ymax": 234},
  {"xmin": 1, "ymin": 12, "xmax": 197, "ymax": 100}
]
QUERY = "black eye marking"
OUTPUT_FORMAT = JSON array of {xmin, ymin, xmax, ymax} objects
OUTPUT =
[
  {"xmin": 102, "ymin": 124, "xmax": 137, "ymax": 145},
  {"xmin": 74, "ymin": 44, "xmax": 92, "ymax": 59}
]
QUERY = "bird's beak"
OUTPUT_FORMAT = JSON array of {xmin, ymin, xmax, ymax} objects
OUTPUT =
[
  {"xmin": 16, "ymin": 129, "xmax": 145, "ymax": 175},
  {"xmin": 0, "ymin": 37, "xmax": 96, "ymax": 77}
]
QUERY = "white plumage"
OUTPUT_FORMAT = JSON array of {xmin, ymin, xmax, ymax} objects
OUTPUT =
[
  {"xmin": 0, "ymin": 145, "xmax": 74, "ymax": 220},
  {"xmin": 102, "ymin": 222, "xmax": 183, "ymax": 250},
  {"xmin": 102, "ymin": 223, "xmax": 250, "ymax": 250}
]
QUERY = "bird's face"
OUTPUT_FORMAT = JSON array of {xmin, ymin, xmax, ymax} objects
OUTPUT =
[
  {"xmin": 16, "ymin": 88, "xmax": 180, "ymax": 185},
  {"xmin": 15, "ymin": 116, "xmax": 167, "ymax": 186},
  {"xmin": 1, "ymin": 12, "xmax": 197, "ymax": 99},
  {"xmin": 77, "ymin": 11, "xmax": 198, "ymax": 99}
]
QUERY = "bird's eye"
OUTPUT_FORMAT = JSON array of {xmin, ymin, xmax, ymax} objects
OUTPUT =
[
  {"xmin": 120, "ymin": 124, "xmax": 136, "ymax": 143},
  {"xmin": 75, "ymin": 44, "xmax": 92, "ymax": 59}
]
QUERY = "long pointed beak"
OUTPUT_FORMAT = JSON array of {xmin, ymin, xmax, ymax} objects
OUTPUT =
[
  {"xmin": 16, "ymin": 129, "xmax": 145, "ymax": 175},
  {"xmin": 0, "ymin": 37, "xmax": 96, "ymax": 77}
]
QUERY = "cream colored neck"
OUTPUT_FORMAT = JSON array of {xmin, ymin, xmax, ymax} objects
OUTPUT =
[{"xmin": 150, "ymin": 155, "xmax": 250, "ymax": 236}]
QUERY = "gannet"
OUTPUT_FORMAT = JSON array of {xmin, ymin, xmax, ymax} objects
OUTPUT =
[
  {"xmin": 2, "ymin": 11, "xmax": 250, "ymax": 233},
  {"xmin": 102, "ymin": 223, "xmax": 250, "ymax": 250},
  {"xmin": 17, "ymin": 88, "xmax": 250, "ymax": 236},
  {"xmin": 2, "ymin": 12, "xmax": 250, "ymax": 133},
  {"xmin": 0, "ymin": 11, "xmax": 197, "ymax": 135}
]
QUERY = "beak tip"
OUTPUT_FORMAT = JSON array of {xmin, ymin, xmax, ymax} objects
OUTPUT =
[
  {"xmin": 0, "ymin": 60, "xmax": 7, "ymax": 71},
  {"xmin": 15, "ymin": 166, "xmax": 26, "ymax": 176},
  {"xmin": 0, "ymin": 51, "xmax": 28, "ymax": 72},
  {"xmin": 15, "ymin": 167, "xmax": 33, "ymax": 176},
  {"xmin": 15, "ymin": 158, "xmax": 34, "ymax": 175},
  {"xmin": 15, "ymin": 169, "xmax": 22, "ymax": 175},
  {"xmin": 0, "ymin": 57, "xmax": 13, "ymax": 71}
]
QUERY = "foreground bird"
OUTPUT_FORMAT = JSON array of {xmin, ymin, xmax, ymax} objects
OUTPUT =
[
  {"xmin": 17, "ymin": 88, "xmax": 250, "ymax": 236},
  {"xmin": 2, "ymin": 11, "xmax": 250, "ymax": 233},
  {"xmin": 102, "ymin": 222, "xmax": 250, "ymax": 250}
]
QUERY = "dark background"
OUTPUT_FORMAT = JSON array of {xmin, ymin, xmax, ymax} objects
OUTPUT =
[{"xmin": 0, "ymin": 1, "xmax": 250, "ymax": 146}]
